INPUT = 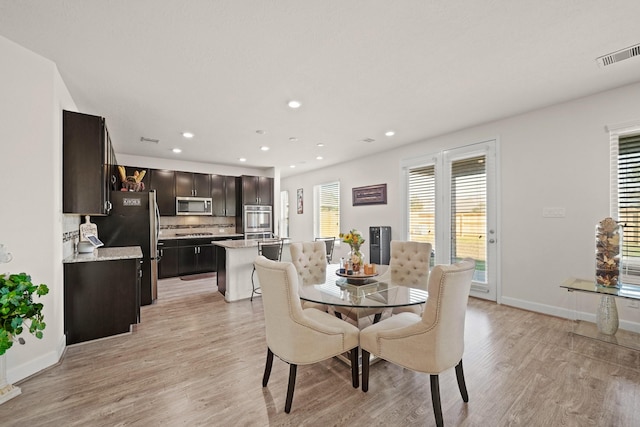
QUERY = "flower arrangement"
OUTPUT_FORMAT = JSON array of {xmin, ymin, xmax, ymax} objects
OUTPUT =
[
  {"xmin": 339, "ymin": 229, "xmax": 365, "ymax": 251},
  {"xmin": 340, "ymin": 229, "xmax": 365, "ymax": 272}
]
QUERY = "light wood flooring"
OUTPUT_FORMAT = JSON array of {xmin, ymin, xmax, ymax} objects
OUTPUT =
[{"xmin": 1, "ymin": 276, "xmax": 639, "ymax": 426}]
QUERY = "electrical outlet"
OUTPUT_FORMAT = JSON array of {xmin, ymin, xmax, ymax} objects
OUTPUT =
[{"xmin": 629, "ymin": 300, "xmax": 639, "ymax": 309}]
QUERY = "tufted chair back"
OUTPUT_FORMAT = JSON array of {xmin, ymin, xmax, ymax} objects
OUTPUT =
[
  {"xmin": 388, "ymin": 241, "xmax": 432, "ymax": 289},
  {"xmin": 289, "ymin": 241, "xmax": 327, "ymax": 285}
]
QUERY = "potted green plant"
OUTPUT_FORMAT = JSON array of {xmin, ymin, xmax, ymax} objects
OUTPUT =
[{"xmin": 0, "ymin": 273, "xmax": 49, "ymax": 355}]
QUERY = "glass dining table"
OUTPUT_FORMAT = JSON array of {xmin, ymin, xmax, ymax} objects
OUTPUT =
[{"xmin": 297, "ymin": 264, "xmax": 429, "ymax": 326}]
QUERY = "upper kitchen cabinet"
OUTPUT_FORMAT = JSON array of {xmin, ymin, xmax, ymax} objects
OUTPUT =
[
  {"xmin": 241, "ymin": 175, "xmax": 273, "ymax": 205},
  {"xmin": 211, "ymin": 175, "xmax": 238, "ymax": 217},
  {"xmin": 148, "ymin": 169, "xmax": 176, "ymax": 215},
  {"xmin": 175, "ymin": 171, "xmax": 211, "ymax": 197},
  {"xmin": 63, "ymin": 110, "xmax": 118, "ymax": 215}
]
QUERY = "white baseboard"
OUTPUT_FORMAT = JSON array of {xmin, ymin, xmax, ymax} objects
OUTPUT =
[
  {"xmin": 500, "ymin": 296, "xmax": 640, "ymax": 334},
  {"xmin": 8, "ymin": 335, "xmax": 65, "ymax": 384}
]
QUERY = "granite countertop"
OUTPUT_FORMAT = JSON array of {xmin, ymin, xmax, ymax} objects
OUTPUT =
[
  {"xmin": 63, "ymin": 246, "xmax": 143, "ymax": 264},
  {"xmin": 159, "ymin": 233, "xmax": 244, "ymax": 241},
  {"xmin": 214, "ymin": 239, "xmax": 285, "ymax": 249}
]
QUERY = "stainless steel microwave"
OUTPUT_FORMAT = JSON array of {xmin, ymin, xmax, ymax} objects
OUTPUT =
[{"xmin": 176, "ymin": 196, "xmax": 213, "ymax": 215}]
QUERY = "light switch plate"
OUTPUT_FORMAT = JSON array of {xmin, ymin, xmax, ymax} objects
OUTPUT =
[{"xmin": 543, "ymin": 207, "xmax": 566, "ymax": 218}]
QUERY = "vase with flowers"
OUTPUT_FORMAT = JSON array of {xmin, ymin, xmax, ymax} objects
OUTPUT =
[{"xmin": 340, "ymin": 229, "xmax": 366, "ymax": 273}]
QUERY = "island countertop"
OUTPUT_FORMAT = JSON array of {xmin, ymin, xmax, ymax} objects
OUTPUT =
[
  {"xmin": 213, "ymin": 238, "xmax": 285, "ymax": 249},
  {"xmin": 63, "ymin": 246, "xmax": 143, "ymax": 264}
]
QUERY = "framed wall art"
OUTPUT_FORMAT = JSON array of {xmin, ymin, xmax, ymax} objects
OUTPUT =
[
  {"xmin": 297, "ymin": 188, "xmax": 304, "ymax": 214},
  {"xmin": 352, "ymin": 183, "xmax": 387, "ymax": 206}
]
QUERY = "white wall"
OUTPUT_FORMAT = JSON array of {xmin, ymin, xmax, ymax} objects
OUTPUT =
[
  {"xmin": 0, "ymin": 35, "xmax": 76, "ymax": 382},
  {"xmin": 282, "ymin": 82, "xmax": 640, "ymax": 330}
]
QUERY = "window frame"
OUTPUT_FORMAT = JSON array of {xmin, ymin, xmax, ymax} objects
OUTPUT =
[{"xmin": 314, "ymin": 181, "xmax": 340, "ymax": 240}]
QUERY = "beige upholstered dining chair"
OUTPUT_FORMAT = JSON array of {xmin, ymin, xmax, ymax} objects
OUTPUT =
[
  {"xmin": 386, "ymin": 240, "xmax": 432, "ymax": 315},
  {"xmin": 254, "ymin": 256, "xmax": 360, "ymax": 413},
  {"xmin": 360, "ymin": 258, "xmax": 476, "ymax": 427},
  {"xmin": 289, "ymin": 241, "xmax": 328, "ymax": 311}
]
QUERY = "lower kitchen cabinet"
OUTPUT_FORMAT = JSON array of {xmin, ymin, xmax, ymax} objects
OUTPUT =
[
  {"xmin": 158, "ymin": 240, "xmax": 179, "ymax": 279},
  {"xmin": 178, "ymin": 240, "xmax": 215, "ymax": 275},
  {"xmin": 64, "ymin": 256, "xmax": 141, "ymax": 345}
]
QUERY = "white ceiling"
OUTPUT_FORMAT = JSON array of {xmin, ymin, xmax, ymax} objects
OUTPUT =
[{"xmin": 1, "ymin": 1, "xmax": 640, "ymax": 177}]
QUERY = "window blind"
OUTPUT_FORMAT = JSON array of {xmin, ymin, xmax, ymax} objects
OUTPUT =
[
  {"xmin": 450, "ymin": 156, "xmax": 486, "ymax": 265},
  {"xmin": 318, "ymin": 182, "xmax": 340, "ymax": 238},
  {"xmin": 408, "ymin": 165, "xmax": 435, "ymax": 247},
  {"xmin": 618, "ymin": 134, "xmax": 640, "ymax": 268}
]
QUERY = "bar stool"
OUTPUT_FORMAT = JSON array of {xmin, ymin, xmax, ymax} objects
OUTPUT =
[{"xmin": 251, "ymin": 240, "xmax": 283, "ymax": 301}]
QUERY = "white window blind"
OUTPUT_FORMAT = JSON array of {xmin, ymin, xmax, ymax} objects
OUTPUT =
[
  {"xmin": 317, "ymin": 182, "xmax": 340, "ymax": 238},
  {"xmin": 408, "ymin": 165, "xmax": 435, "ymax": 248},
  {"xmin": 616, "ymin": 134, "xmax": 640, "ymax": 281},
  {"xmin": 450, "ymin": 156, "xmax": 486, "ymax": 266}
]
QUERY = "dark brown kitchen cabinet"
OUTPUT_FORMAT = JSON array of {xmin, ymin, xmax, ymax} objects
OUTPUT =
[
  {"xmin": 158, "ymin": 240, "xmax": 179, "ymax": 279},
  {"xmin": 177, "ymin": 238, "xmax": 216, "ymax": 275},
  {"xmin": 64, "ymin": 258, "xmax": 141, "ymax": 345},
  {"xmin": 176, "ymin": 171, "xmax": 211, "ymax": 197},
  {"xmin": 63, "ymin": 110, "xmax": 118, "ymax": 215},
  {"xmin": 148, "ymin": 169, "xmax": 176, "ymax": 215},
  {"xmin": 211, "ymin": 175, "xmax": 238, "ymax": 216},
  {"xmin": 241, "ymin": 175, "xmax": 273, "ymax": 205}
]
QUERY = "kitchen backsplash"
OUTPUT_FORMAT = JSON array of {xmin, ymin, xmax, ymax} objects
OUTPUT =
[
  {"xmin": 159, "ymin": 216, "xmax": 236, "ymax": 237},
  {"xmin": 62, "ymin": 214, "xmax": 81, "ymax": 258}
]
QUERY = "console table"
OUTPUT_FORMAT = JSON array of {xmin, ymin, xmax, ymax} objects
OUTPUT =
[{"xmin": 560, "ymin": 277, "xmax": 640, "ymax": 350}]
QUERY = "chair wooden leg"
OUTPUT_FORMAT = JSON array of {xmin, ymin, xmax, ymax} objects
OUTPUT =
[
  {"xmin": 284, "ymin": 364, "xmax": 297, "ymax": 413},
  {"xmin": 361, "ymin": 349, "xmax": 370, "ymax": 392},
  {"xmin": 350, "ymin": 347, "xmax": 359, "ymax": 388},
  {"xmin": 455, "ymin": 359, "xmax": 469, "ymax": 402},
  {"xmin": 262, "ymin": 348, "xmax": 274, "ymax": 387},
  {"xmin": 334, "ymin": 311, "xmax": 343, "ymax": 319},
  {"xmin": 430, "ymin": 374, "xmax": 443, "ymax": 427},
  {"xmin": 373, "ymin": 313, "xmax": 382, "ymax": 323}
]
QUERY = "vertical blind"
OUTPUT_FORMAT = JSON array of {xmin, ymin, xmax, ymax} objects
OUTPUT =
[
  {"xmin": 450, "ymin": 156, "xmax": 487, "ymax": 268},
  {"xmin": 408, "ymin": 165, "xmax": 436, "ymax": 247},
  {"xmin": 318, "ymin": 181, "xmax": 340, "ymax": 238},
  {"xmin": 617, "ymin": 134, "xmax": 640, "ymax": 263}
]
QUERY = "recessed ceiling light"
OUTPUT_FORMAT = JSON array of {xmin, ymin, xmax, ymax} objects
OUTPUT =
[
  {"xmin": 289, "ymin": 137, "xmax": 298, "ymax": 142},
  {"xmin": 290, "ymin": 165, "xmax": 296, "ymax": 168},
  {"xmin": 172, "ymin": 148, "xmax": 182, "ymax": 153},
  {"xmin": 316, "ymin": 156, "xmax": 323, "ymax": 160},
  {"xmin": 239, "ymin": 157, "xmax": 247, "ymax": 162},
  {"xmin": 288, "ymin": 100, "xmax": 301, "ymax": 109},
  {"xmin": 182, "ymin": 132, "xmax": 194, "ymax": 138},
  {"xmin": 256, "ymin": 130, "xmax": 266, "ymax": 135},
  {"xmin": 316, "ymin": 143, "xmax": 324, "ymax": 147},
  {"xmin": 260, "ymin": 146, "xmax": 270, "ymax": 151},
  {"xmin": 385, "ymin": 130, "xmax": 395, "ymax": 137}
]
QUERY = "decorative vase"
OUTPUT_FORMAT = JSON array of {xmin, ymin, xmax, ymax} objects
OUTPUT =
[
  {"xmin": 348, "ymin": 247, "xmax": 364, "ymax": 273},
  {"xmin": 596, "ymin": 295, "xmax": 619, "ymax": 335},
  {"xmin": 595, "ymin": 217, "xmax": 622, "ymax": 288}
]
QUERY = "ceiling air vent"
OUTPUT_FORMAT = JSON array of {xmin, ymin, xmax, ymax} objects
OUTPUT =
[
  {"xmin": 597, "ymin": 43, "xmax": 640, "ymax": 67},
  {"xmin": 140, "ymin": 137, "xmax": 159, "ymax": 144},
  {"xmin": 361, "ymin": 138, "xmax": 376, "ymax": 143}
]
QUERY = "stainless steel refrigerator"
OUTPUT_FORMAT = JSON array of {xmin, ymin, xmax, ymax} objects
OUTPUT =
[{"xmin": 93, "ymin": 191, "xmax": 159, "ymax": 305}]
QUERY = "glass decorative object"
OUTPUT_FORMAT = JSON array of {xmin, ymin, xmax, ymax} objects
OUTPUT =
[
  {"xmin": 595, "ymin": 217, "xmax": 622, "ymax": 288},
  {"xmin": 348, "ymin": 248, "xmax": 364, "ymax": 274}
]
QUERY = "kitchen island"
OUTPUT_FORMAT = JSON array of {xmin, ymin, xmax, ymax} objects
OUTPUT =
[{"xmin": 214, "ymin": 239, "xmax": 291, "ymax": 302}]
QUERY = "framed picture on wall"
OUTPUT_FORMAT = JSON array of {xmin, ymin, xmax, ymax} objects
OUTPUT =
[
  {"xmin": 352, "ymin": 183, "xmax": 387, "ymax": 206},
  {"xmin": 297, "ymin": 188, "xmax": 303, "ymax": 214}
]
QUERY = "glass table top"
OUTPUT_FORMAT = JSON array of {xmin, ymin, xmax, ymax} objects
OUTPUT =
[
  {"xmin": 298, "ymin": 264, "xmax": 428, "ymax": 308},
  {"xmin": 560, "ymin": 277, "xmax": 640, "ymax": 300}
]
